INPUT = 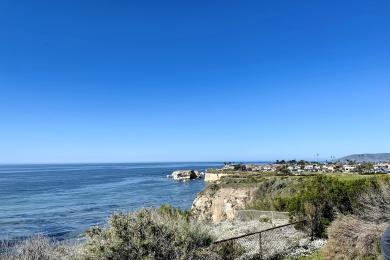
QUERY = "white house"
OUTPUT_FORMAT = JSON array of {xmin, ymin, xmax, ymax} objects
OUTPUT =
[{"xmin": 343, "ymin": 165, "xmax": 356, "ymax": 173}]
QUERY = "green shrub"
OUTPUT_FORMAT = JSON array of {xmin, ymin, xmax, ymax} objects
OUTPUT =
[
  {"xmin": 82, "ymin": 207, "xmax": 241, "ymax": 260},
  {"xmin": 277, "ymin": 175, "xmax": 383, "ymax": 238},
  {"xmin": 158, "ymin": 204, "xmax": 190, "ymax": 221},
  {"xmin": 247, "ymin": 176, "xmax": 303, "ymax": 211},
  {"xmin": 1, "ymin": 235, "xmax": 80, "ymax": 260},
  {"xmin": 247, "ymin": 175, "xmax": 390, "ymax": 238},
  {"xmin": 210, "ymin": 240, "xmax": 245, "ymax": 260}
]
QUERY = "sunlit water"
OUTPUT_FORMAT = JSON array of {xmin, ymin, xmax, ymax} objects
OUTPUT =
[{"xmin": 0, "ymin": 162, "xmax": 221, "ymax": 241}]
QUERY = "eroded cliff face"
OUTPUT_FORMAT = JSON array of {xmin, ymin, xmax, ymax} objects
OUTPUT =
[{"xmin": 191, "ymin": 186, "xmax": 256, "ymax": 223}]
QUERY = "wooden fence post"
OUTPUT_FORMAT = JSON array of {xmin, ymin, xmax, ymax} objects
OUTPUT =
[{"xmin": 259, "ymin": 232, "xmax": 262, "ymax": 259}]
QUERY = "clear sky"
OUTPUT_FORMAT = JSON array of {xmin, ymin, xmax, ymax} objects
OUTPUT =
[{"xmin": 1, "ymin": 1, "xmax": 389, "ymax": 163}]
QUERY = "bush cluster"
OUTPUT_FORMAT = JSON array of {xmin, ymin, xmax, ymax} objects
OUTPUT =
[
  {"xmin": 1, "ymin": 206, "xmax": 242, "ymax": 260},
  {"xmin": 1, "ymin": 235, "xmax": 80, "ymax": 260},
  {"xmin": 322, "ymin": 215, "xmax": 386, "ymax": 259},
  {"xmin": 82, "ymin": 206, "xmax": 241, "ymax": 260},
  {"xmin": 273, "ymin": 175, "xmax": 386, "ymax": 238}
]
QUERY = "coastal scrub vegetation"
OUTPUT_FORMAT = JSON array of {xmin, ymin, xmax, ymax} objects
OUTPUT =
[
  {"xmin": 281, "ymin": 175, "xmax": 390, "ymax": 238},
  {"xmin": 83, "ymin": 206, "xmax": 243, "ymax": 259},
  {"xmin": 0, "ymin": 235, "xmax": 80, "ymax": 260},
  {"xmin": 322, "ymin": 215, "xmax": 386, "ymax": 260},
  {"xmin": 244, "ymin": 174, "xmax": 390, "ymax": 238},
  {"xmin": 1, "ymin": 205, "xmax": 242, "ymax": 260},
  {"xmin": 232, "ymin": 174, "xmax": 390, "ymax": 259},
  {"xmin": 84, "ymin": 208, "xmax": 207, "ymax": 259}
]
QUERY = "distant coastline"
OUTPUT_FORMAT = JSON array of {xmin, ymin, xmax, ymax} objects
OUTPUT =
[{"xmin": 337, "ymin": 153, "xmax": 390, "ymax": 162}]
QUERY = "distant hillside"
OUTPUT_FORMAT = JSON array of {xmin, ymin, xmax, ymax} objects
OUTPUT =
[{"xmin": 338, "ymin": 153, "xmax": 390, "ymax": 162}]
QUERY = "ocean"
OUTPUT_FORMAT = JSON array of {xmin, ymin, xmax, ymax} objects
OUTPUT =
[{"xmin": 0, "ymin": 162, "xmax": 222, "ymax": 241}]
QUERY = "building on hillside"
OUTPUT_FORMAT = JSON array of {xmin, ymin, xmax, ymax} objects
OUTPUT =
[
  {"xmin": 322, "ymin": 165, "xmax": 335, "ymax": 172},
  {"xmin": 222, "ymin": 164, "xmax": 235, "ymax": 170},
  {"xmin": 304, "ymin": 165, "xmax": 314, "ymax": 171},
  {"xmin": 343, "ymin": 165, "xmax": 356, "ymax": 173}
]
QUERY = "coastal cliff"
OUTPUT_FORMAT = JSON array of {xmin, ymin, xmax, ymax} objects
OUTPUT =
[
  {"xmin": 191, "ymin": 184, "xmax": 256, "ymax": 223},
  {"xmin": 190, "ymin": 175, "xmax": 302, "ymax": 223}
]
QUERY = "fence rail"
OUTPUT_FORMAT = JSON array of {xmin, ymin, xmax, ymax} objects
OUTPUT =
[{"xmin": 213, "ymin": 220, "xmax": 307, "ymax": 259}]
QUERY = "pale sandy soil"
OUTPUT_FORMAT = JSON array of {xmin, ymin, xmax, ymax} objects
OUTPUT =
[{"xmin": 209, "ymin": 219, "xmax": 325, "ymax": 259}]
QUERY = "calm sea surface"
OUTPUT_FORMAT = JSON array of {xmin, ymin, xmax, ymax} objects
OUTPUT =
[{"xmin": 0, "ymin": 162, "xmax": 222, "ymax": 241}]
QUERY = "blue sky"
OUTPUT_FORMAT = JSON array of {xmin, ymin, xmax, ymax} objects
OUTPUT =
[{"xmin": 1, "ymin": 1, "xmax": 390, "ymax": 163}]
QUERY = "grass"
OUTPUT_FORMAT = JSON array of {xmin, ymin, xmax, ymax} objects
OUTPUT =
[
  {"xmin": 217, "ymin": 174, "xmax": 304, "ymax": 188},
  {"xmin": 214, "ymin": 171, "xmax": 367, "ymax": 187},
  {"xmin": 288, "ymin": 250, "xmax": 324, "ymax": 260}
]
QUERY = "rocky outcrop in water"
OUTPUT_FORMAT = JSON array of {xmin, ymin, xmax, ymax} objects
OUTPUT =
[{"xmin": 169, "ymin": 170, "xmax": 201, "ymax": 181}]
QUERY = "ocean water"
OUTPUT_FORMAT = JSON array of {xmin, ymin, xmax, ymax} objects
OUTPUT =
[{"xmin": 0, "ymin": 162, "xmax": 221, "ymax": 241}]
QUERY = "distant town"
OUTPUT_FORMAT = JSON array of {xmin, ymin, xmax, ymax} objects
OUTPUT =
[
  {"xmin": 217, "ymin": 160, "xmax": 390, "ymax": 175},
  {"xmin": 168, "ymin": 156, "xmax": 390, "ymax": 182}
]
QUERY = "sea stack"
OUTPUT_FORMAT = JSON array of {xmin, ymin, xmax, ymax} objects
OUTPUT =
[{"xmin": 169, "ymin": 170, "xmax": 201, "ymax": 181}]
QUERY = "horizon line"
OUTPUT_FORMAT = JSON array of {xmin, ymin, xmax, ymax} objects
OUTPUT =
[{"xmin": 0, "ymin": 159, "xmax": 330, "ymax": 165}]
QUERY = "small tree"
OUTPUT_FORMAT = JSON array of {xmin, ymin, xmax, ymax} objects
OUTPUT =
[
  {"xmin": 297, "ymin": 160, "xmax": 306, "ymax": 170},
  {"xmin": 277, "ymin": 165, "xmax": 291, "ymax": 175},
  {"xmin": 356, "ymin": 163, "xmax": 374, "ymax": 174}
]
